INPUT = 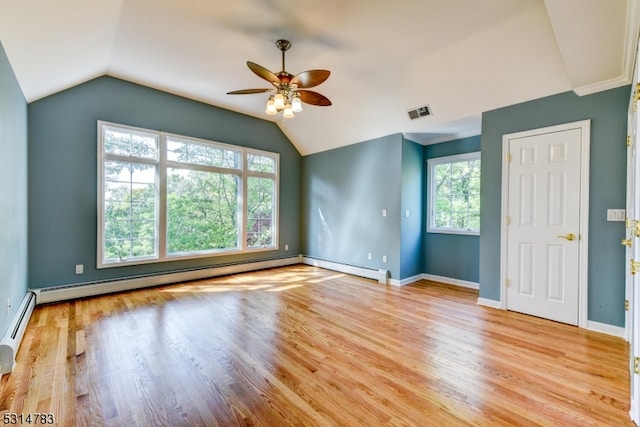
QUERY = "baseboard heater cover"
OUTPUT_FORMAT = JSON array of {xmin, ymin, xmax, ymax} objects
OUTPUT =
[
  {"xmin": 33, "ymin": 256, "xmax": 302, "ymax": 304},
  {"xmin": 0, "ymin": 291, "xmax": 36, "ymax": 375},
  {"xmin": 301, "ymin": 257, "xmax": 388, "ymax": 284}
]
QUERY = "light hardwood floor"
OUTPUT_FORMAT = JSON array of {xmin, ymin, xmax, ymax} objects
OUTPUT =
[{"xmin": 0, "ymin": 265, "xmax": 633, "ymax": 426}]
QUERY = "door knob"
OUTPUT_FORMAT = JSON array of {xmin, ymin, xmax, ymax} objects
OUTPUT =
[
  {"xmin": 557, "ymin": 233, "xmax": 576, "ymax": 241},
  {"xmin": 622, "ymin": 238, "xmax": 633, "ymax": 248}
]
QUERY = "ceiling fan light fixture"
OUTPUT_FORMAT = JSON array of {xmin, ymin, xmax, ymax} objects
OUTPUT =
[
  {"xmin": 283, "ymin": 102, "xmax": 294, "ymax": 118},
  {"xmin": 291, "ymin": 93, "xmax": 303, "ymax": 113},
  {"xmin": 265, "ymin": 96, "xmax": 277, "ymax": 115},
  {"xmin": 274, "ymin": 92, "xmax": 285, "ymax": 110}
]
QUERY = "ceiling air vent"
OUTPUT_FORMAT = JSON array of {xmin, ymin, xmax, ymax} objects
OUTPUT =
[{"xmin": 407, "ymin": 105, "xmax": 432, "ymax": 120}]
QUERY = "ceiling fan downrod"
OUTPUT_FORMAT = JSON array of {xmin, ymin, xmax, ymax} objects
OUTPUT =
[{"xmin": 276, "ymin": 39, "xmax": 291, "ymax": 73}]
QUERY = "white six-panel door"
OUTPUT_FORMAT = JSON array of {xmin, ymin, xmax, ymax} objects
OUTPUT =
[{"xmin": 501, "ymin": 121, "xmax": 590, "ymax": 326}]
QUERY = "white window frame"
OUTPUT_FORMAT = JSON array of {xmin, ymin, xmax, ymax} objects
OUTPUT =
[
  {"xmin": 97, "ymin": 121, "xmax": 279, "ymax": 268},
  {"xmin": 427, "ymin": 151, "xmax": 480, "ymax": 236}
]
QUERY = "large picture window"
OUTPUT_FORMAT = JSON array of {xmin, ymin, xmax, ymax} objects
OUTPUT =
[
  {"xmin": 98, "ymin": 121, "xmax": 278, "ymax": 267},
  {"xmin": 427, "ymin": 152, "xmax": 480, "ymax": 235}
]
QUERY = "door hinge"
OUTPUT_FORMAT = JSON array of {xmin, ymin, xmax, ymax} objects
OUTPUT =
[
  {"xmin": 634, "ymin": 356, "xmax": 640, "ymax": 374},
  {"xmin": 634, "ymin": 83, "xmax": 640, "ymax": 111},
  {"xmin": 505, "ymin": 278, "xmax": 510, "ymax": 288},
  {"xmin": 507, "ymin": 153, "xmax": 512, "ymax": 163},
  {"xmin": 628, "ymin": 135, "xmax": 632, "ymax": 148},
  {"xmin": 627, "ymin": 219, "xmax": 640, "ymax": 237},
  {"xmin": 626, "ymin": 300, "xmax": 630, "ymax": 311},
  {"xmin": 505, "ymin": 216, "xmax": 511, "ymax": 225}
]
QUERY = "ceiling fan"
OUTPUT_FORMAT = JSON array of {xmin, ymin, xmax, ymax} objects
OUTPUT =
[{"xmin": 227, "ymin": 39, "xmax": 331, "ymax": 118}]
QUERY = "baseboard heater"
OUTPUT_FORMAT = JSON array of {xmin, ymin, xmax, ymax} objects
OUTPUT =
[
  {"xmin": 301, "ymin": 257, "xmax": 388, "ymax": 284},
  {"xmin": 0, "ymin": 291, "xmax": 36, "ymax": 375},
  {"xmin": 33, "ymin": 256, "xmax": 303, "ymax": 304}
]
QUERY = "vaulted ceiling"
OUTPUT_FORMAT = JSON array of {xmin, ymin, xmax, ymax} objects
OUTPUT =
[{"xmin": 0, "ymin": 0, "xmax": 637, "ymax": 155}]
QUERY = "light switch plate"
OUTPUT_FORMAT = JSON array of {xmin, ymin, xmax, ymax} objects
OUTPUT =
[{"xmin": 607, "ymin": 209, "xmax": 625, "ymax": 221}]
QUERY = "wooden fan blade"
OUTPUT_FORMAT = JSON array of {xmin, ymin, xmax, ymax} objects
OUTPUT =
[
  {"xmin": 297, "ymin": 90, "xmax": 332, "ymax": 106},
  {"xmin": 247, "ymin": 61, "xmax": 280, "ymax": 86},
  {"xmin": 291, "ymin": 70, "xmax": 330, "ymax": 88},
  {"xmin": 227, "ymin": 88, "xmax": 272, "ymax": 95}
]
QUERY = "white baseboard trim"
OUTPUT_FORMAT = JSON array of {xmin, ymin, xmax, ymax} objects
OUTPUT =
[
  {"xmin": 389, "ymin": 273, "xmax": 480, "ymax": 288},
  {"xmin": 422, "ymin": 274, "xmax": 479, "ymax": 290},
  {"xmin": 33, "ymin": 256, "xmax": 303, "ymax": 304},
  {"xmin": 586, "ymin": 320, "xmax": 626, "ymax": 338},
  {"xmin": 471, "ymin": 302, "xmax": 625, "ymax": 338},
  {"xmin": 301, "ymin": 257, "xmax": 388, "ymax": 284},
  {"xmin": 0, "ymin": 292, "xmax": 36, "ymax": 376},
  {"xmin": 477, "ymin": 297, "xmax": 503, "ymax": 309},
  {"xmin": 388, "ymin": 274, "xmax": 423, "ymax": 287}
]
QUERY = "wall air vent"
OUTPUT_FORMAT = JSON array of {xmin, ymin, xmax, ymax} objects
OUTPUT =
[{"xmin": 407, "ymin": 105, "xmax": 432, "ymax": 120}]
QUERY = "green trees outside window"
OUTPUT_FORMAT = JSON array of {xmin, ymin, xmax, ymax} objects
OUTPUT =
[
  {"xmin": 427, "ymin": 152, "xmax": 481, "ymax": 235},
  {"xmin": 104, "ymin": 160, "xmax": 157, "ymax": 261},
  {"xmin": 167, "ymin": 169, "xmax": 240, "ymax": 253}
]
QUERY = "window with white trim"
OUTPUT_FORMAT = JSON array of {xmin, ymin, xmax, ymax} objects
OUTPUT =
[
  {"xmin": 427, "ymin": 152, "xmax": 480, "ymax": 235},
  {"xmin": 98, "ymin": 121, "xmax": 278, "ymax": 267}
]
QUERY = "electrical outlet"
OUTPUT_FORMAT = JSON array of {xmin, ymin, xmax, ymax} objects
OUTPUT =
[
  {"xmin": 368, "ymin": 252, "xmax": 372, "ymax": 261},
  {"xmin": 75, "ymin": 264, "xmax": 84, "ymax": 274},
  {"xmin": 382, "ymin": 255, "xmax": 387, "ymax": 263},
  {"xmin": 285, "ymin": 244, "xmax": 289, "ymax": 251}
]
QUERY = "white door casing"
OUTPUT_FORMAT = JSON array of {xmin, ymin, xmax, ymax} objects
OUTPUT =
[
  {"xmin": 626, "ymin": 105, "xmax": 635, "ymax": 344},
  {"xmin": 500, "ymin": 120, "xmax": 590, "ymax": 327},
  {"xmin": 628, "ymin": 92, "xmax": 639, "ymax": 425},
  {"xmin": 627, "ymin": 57, "xmax": 640, "ymax": 425}
]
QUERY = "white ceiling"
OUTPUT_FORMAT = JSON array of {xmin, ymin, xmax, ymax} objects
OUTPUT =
[{"xmin": 0, "ymin": 0, "xmax": 637, "ymax": 155}]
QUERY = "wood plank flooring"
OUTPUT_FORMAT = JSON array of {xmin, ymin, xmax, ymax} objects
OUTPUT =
[{"xmin": 0, "ymin": 265, "xmax": 632, "ymax": 426}]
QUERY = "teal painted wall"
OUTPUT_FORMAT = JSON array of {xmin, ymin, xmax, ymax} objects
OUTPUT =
[
  {"xmin": 480, "ymin": 86, "xmax": 630, "ymax": 326},
  {"xmin": 28, "ymin": 76, "xmax": 301, "ymax": 288},
  {"xmin": 302, "ymin": 134, "xmax": 403, "ymax": 278},
  {"xmin": 400, "ymin": 138, "xmax": 425, "ymax": 279},
  {"xmin": 0, "ymin": 42, "xmax": 28, "ymax": 336},
  {"xmin": 424, "ymin": 135, "xmax": 481, "ymax": 283}
]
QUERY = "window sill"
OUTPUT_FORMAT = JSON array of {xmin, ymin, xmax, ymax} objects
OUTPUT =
[{"xmin": 426, "ymin": 228, "xmax": 480, "ymax": 236}]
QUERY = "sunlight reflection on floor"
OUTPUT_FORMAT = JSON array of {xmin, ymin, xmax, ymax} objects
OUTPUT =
[{"xmin": 159, "ymin": 268, "xmax": 348, "ymax": 293}]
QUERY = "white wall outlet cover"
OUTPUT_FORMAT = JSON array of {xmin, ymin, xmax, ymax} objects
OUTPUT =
[{"xmin": 606, "ymin": 209, "xmax": 626, "ymax": 221}]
